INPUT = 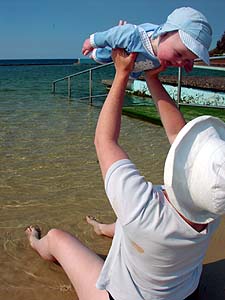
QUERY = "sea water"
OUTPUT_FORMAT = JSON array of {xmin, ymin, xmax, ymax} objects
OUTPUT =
[
  {"xmin": 0, "ymin": 60, "xmax": 169, "ymax": 300},
  {"xmin": 1, "ymin": 60, "xmax": 224, "ymax": 300}
]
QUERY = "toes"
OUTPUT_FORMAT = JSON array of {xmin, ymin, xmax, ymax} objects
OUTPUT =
[
  {"xmin": 33, "ymin": 225, "xmax": 41, "ymax": 239},
  {"xmin": 25, "ymin": 226, "xmax": 32, "ymax": 234},
  {"xmin": 87, "ymin": 215, "xmax": 97, "ymax": 221},
  {"xmin": 25, "ymin": 225, "xmax": 41, "ymax": 239}
]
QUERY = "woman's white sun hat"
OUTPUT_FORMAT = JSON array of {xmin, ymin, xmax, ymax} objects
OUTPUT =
[
  {"xmin": 164, "ymin": 116, "xmax": 225, "ymax": 224},
  {"xmin": 152, "ymin": 7, "xmax": 212, "ymax": 65}
]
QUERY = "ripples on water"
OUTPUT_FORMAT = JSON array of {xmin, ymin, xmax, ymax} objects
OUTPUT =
[{"xmin": 0, "ymin": 63, "xmax": 169, "ymax": 299}]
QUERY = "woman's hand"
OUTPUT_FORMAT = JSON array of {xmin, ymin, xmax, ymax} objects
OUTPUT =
[
  {"xmin": 112, "ymin": 49, "xmax": 137, "ymax": 75},
  {"xmin": 183, "ymin": 59, "xmax": 194, "ymax": 73},
  {"xmin": 144, "ymin": 65, "xmax": 166, "ymax": 78}
]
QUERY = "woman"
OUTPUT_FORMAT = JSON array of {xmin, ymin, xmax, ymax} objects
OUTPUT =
[{"xmin": 26, "ymin": 49, "xmax": 225, "ymax": 300}]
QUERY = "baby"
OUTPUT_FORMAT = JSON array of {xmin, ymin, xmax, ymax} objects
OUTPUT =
[{"xmin": 82, "ymin": 7, "xmax": 212, "ymax": 78}]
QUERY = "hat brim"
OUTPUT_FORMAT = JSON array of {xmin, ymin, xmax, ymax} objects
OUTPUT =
[
  {"xmin": 179, "ymin": 31, "xmax": 210, "ymax": 65},
  {"xmin": 164, "ymin": 116, "xmax": 225, "ymax": 224}
]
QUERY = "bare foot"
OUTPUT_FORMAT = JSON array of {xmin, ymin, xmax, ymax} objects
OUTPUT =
[
  {"xmin": 25, "ymin": 225, "xmax": 41, "ymax": 249},
  {"xmin": 86, "ymin": 216, "xmax": 103, "ymax": 236}
]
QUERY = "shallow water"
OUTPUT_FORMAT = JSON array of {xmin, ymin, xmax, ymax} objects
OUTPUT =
[
  {"xmin": 0, "ymin": 65, "xmax": 169, "ymax": 299},
  {"xmin": 1, "ymin": 63, "xmax": 224, "ymax": 300},
  {"xmin": 1, "ymin": 111, "xmax": 168, "ymax": 299}
]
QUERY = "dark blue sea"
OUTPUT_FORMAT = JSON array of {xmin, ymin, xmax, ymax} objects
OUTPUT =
[{"xmin": 0, "ymin": 58, "xmax": 79, "ymax": 66}]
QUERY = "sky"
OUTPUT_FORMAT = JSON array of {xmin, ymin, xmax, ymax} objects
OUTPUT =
[{"xmin": 1, "ymin": 0, "xmax": 224, "ymax": 59}]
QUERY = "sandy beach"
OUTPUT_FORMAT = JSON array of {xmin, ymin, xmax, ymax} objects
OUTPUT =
[
  {"xmin": 1, "ymin": 96, "xmax": 225, "ymax": 300},
  {"xmin": 8, "ymin": 215, "xmax": 224, "ymax": 300},
  {"xmin": 200, "ymin": 216, "xmax": 225, "ymax": 299}
]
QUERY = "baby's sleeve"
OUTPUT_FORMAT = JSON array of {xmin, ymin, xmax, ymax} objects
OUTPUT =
[{"xmin": 90, "ymin": 24, "xmax": 141, "ymax": 51}]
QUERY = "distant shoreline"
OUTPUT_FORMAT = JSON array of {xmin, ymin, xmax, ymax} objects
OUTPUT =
[
  {"xmin": 0, "ymin": 63, "xmax": 75, "ymax": 67},
  {"xmin": 0, "ymin": 59, "xmax": 77, "ymax": 67},
  {"xmin": 0, "ymin": 58, "xmax": 96, "ymax": 67},
  {"xmin": 1, "ymin": 55, "xmax": 224, "ymax": 67}
]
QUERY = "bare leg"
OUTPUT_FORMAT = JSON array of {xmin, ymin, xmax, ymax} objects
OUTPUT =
[
  {"xmin": 86, "ymin": 216, "xmax": 115, "ymax": 238},
  {"xmin": 25, "ymin": 226, "xmax": 109, "ymax": 300}
]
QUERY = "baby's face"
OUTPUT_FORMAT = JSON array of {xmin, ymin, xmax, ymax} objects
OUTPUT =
[{"xmin": 156, "ymin": 32, "xmax": 197, "ymax": 69}]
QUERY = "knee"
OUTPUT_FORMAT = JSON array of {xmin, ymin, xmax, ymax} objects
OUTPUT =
[
  {"xmin": 47, "ymin": 228, "xmax": 65, "ymax": 240},
  {"xmin": 46, "ymin": 228, "xmax": 65, "ymax": 250},
  {"xmin": 46, "ymin": 228, "xmax": 80, "ymax": 259},
  {"xmin": 47, "ymin": 228, "xmax": 61, "ymax": 238}
]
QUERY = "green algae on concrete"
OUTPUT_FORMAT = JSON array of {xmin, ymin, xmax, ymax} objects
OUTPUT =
[{"xmin": 122, "ymin": 105, "xmax": 225, "ymax": 126}]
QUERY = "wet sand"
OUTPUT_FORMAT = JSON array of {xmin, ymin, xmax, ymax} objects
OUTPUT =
[
  {"xmin": 200, "ymin": 217, "xmax": 225, "ymax": 299},
  {"xmin": 1, "ymin": 109, "xmax": 225, "ymax": 300},
  {"xmin": 7, "ymin": 204, "xmax": 224, "ymax": 300},
  {"xmin": 0, "ymin": 112, "xmax": 168, "ymax": 300}
]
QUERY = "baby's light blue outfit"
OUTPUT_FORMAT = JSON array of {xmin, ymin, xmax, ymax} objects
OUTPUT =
[{"xmin": 90, "ymin": 23, "xmax": 161, "ymax": 79}]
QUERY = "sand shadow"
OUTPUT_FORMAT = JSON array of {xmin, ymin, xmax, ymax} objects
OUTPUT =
[{"xmin": 199, "ymin": 259, "xmax": 225, "ymax": 299}]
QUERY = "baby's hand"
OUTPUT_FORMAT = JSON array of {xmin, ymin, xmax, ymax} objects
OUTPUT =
[
  {"xmin": 118, "ymin": 20, "xmax": 127, "ymax": 26},
  {"xmin": 184, "ymin": 60, "xmax": 194, "ymax": 73},
  {"xmin": 82, "ymin": 38, "xmax": 93, "ymax": 56}
]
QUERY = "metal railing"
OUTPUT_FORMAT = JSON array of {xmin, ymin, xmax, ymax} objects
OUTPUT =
[
  {"xmin": 52, "ymin": 62, "xmax": 113, "ymax": 104},
  {"xmin": 52, "ymin": 62, "xmax": 183, "ymax": 104},
  {"xmin": 52, "ymin": 55, "xmax": 225, "ymax": 106}
]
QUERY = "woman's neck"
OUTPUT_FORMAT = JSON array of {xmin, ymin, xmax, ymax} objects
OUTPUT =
[{"xmin": 163, "ymin": 191, "xmax": 208, "ymax": 232}]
